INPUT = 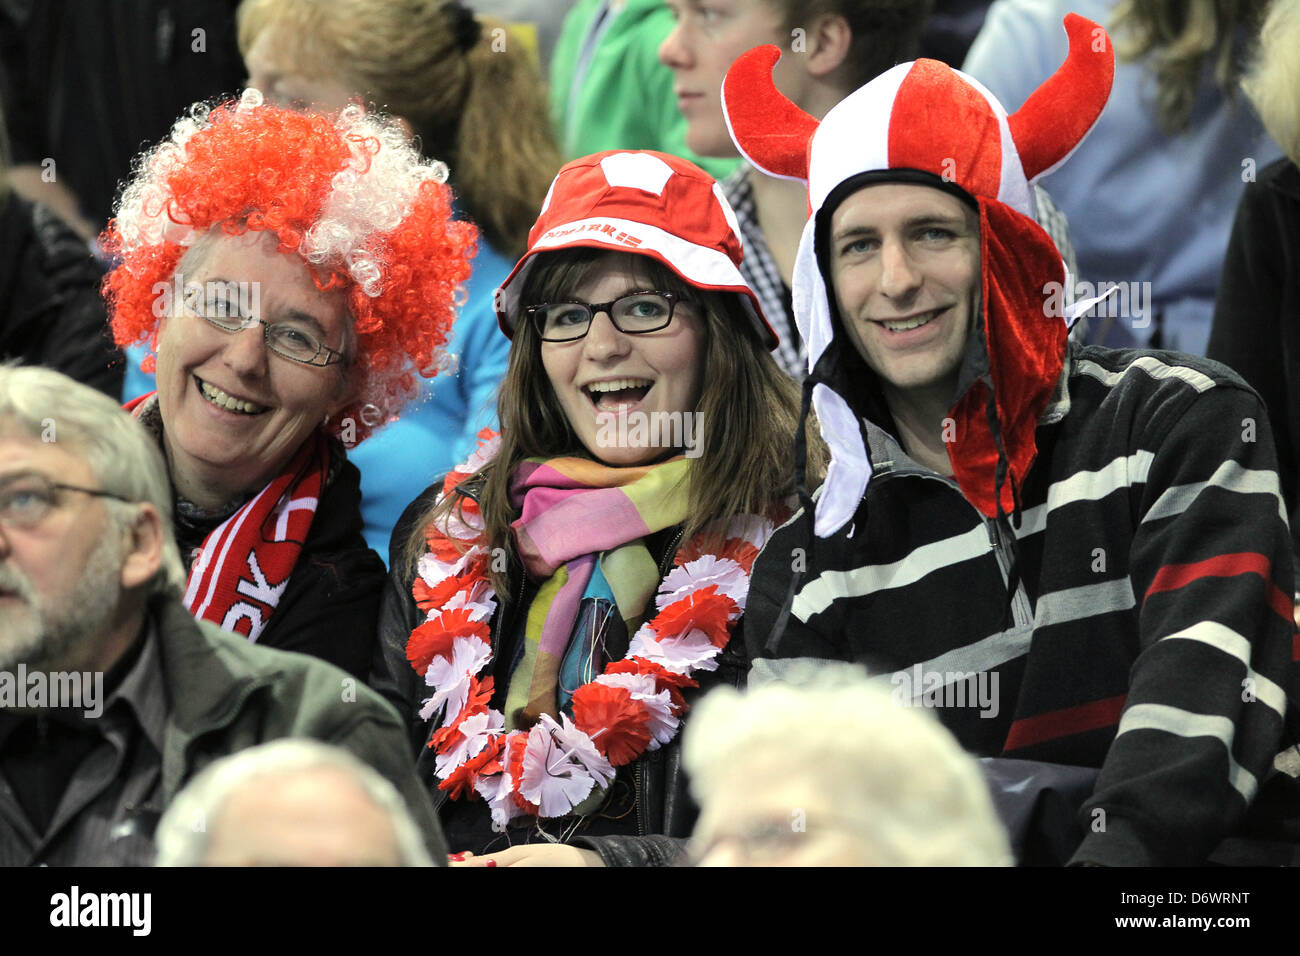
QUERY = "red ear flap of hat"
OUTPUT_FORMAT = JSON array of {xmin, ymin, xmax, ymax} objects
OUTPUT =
[
  {"xmin": 722, "ymin": 44, "xmax": 817, "ymax": 182},
  {"xmin": 947, "ymin": 199, "xmax": 1067, "ymax": 519},
  {"xmin": 1007, "ymin": 13, "xmax": 1115, "ymax": 182}
]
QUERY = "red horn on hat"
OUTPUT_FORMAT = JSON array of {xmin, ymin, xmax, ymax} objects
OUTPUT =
[
  {"xmin": 1006, "ymin": 13, "xmax": 1114, "ymax": 181},
  {"xmin": 721, "ymin": 44, "xmax": 818, "ymax": 182}
]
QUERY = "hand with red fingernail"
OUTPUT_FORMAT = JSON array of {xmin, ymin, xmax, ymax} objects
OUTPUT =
[{"xmin": 452, "ymin": 846, "xmax": 603, "ymax": 867}]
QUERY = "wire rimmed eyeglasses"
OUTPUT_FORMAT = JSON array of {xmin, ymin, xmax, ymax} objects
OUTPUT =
[
  {"xmin": 0, "ymin": 472, "xmax": 133, "ymax": 529},
  {"xmin": 526, "ymin": 291, "xmax": 692, "ymax": 342},
  {"xmin": 183, "ymin": 286, "xmax": 346, "ymax": 367}
]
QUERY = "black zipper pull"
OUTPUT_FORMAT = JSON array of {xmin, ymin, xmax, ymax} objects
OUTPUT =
[{"xmin": 658, "ymin": 528, "xmax": 686, "ymax": 577}]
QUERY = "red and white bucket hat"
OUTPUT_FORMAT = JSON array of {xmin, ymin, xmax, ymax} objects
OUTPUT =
[{"xmin": 495, "ymin": 150, "xmax": 778, "ymax": 349}]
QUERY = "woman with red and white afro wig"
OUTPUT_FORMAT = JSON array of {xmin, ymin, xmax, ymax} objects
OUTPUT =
[{"xmin": 101, "ymin": 89, "xmax": 477, "ymax": 678}]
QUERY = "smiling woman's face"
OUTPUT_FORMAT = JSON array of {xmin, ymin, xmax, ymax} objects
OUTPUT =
[
  {"xmin": 153, "ymin": 231, "xmax": 354, "ymax": 505},
  {"xmin": 537, "ymin": 254, "xmax": 707, "ymax": 467}
]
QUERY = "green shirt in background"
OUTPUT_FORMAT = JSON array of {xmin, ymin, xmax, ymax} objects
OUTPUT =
[{"xmin": 550, "ymin": 0, "xmax": 741, "ymax": 180}]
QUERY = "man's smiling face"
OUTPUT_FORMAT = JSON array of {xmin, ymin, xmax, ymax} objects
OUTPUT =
[{"xmin": 828, "ymin": 182, "xmax": 981, "ymax": 405}]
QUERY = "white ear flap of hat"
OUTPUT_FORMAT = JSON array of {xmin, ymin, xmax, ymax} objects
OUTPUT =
[
  {"xmin": 795, "ymin": 227, "xmax": 870, "ymax": 539},
  {"xmin": 813, "ymin": 383, "xmax": 871, "ymax": 539},
  {"xmin": 1065, "ymin": 284, "xmax": 1122, "ymax": 329},
  {"xmin": 792, "ymin": 221, "xmax": 826, "ymax": 372}
]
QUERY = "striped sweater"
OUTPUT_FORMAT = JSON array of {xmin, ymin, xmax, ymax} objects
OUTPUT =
[{"xmin": 746, "ymin": 344, "xmax": 1299, "ymax": 866}]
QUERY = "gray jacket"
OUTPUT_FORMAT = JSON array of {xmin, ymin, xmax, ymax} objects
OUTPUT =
[{"xmin": 0, "ymin": 595, "xmax": 448, "ymax": 865}]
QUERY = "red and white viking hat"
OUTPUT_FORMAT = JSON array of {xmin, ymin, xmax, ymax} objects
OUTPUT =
[
  {"xmin": 495, "ymin": 150, "xmax": 778, "ymax": 347},
  {"xmin": 722, "ymin": 13, "xmax": 1114, "ymax": 537}
]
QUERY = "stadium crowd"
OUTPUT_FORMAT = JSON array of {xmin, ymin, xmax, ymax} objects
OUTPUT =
[{"xmin": 1, "ymin": 0, "xmax": 1298, "ymax": 869}]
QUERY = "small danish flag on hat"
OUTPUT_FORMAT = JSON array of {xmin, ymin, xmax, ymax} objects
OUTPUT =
[{"xmin": 495, "ymin": 150, "xmax": 778, "ymax": 349}]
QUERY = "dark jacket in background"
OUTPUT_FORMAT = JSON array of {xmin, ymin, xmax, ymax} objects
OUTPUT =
[
  {"xmin": 202, "ymin": 454, "xmax": 388, "ymax": 681},
  {"xmin": 1207, "ymin": 157, "xmax": 1300, "ymax": 576},
  {"xmin": 0, "ymin": 192, "xmax": 121, "ymax": 394},
  {"xmin": 0, "ymin": 0, "xmax": 245, "ymax": 229}
]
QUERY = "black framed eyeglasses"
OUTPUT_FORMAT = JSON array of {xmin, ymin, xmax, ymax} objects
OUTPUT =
[
  {"xmin": 0, "ymin": 472, "xmax": 133, "ymax": 530},
  {"xmin": 525, "ymin": 291, "xmax": 691, "ymax": 342},
  {"xmin": 183, "ymin": 286, "xmax": 346, "ymax": 367}
]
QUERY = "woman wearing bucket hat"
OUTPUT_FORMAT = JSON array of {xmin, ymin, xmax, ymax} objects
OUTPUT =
[{"xmin": 371, "ymin": 149, "xmax": 824, "ymax": 866}]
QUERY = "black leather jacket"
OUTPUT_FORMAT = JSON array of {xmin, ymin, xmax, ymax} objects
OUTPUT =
[
  {"xmin": 369, "ymin": 478, "xmax": 749, "ymax": 866},
  {"xmin": 0, "ymin": 193, "xmax": 122, "ymax": 396}
]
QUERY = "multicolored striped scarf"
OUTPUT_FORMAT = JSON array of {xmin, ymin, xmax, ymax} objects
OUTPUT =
[{"xmin": 505, "ymin": 455, "xmax": 692, "ymax": 727}]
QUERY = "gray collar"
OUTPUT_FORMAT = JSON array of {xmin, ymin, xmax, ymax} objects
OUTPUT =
[
  {"xmin": 105, "ymin": 622, "xmax": 168, "ymax": 756},
  {"xmin": 1039, "ymin": 347, "xmax": 1075, "ymax": 427},
  {"xmin": 862, "ymin": 348, "xmax": 1074, "ymax": 480}
]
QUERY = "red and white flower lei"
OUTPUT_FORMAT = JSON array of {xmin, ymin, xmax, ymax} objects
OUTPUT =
[{"xmin": 405, "ymin": 430, "xmax": 775, "ymax": 828}]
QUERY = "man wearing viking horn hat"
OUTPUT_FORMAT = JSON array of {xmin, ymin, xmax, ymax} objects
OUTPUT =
[{"xmin": 738, "ymin": 15, "xmax": 1300, "ymax": 866}]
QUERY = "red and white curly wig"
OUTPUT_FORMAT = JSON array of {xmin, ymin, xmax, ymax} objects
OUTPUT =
[{"xmin": 102, "ymin": 89, "xmax": 478, "ymax": 443}]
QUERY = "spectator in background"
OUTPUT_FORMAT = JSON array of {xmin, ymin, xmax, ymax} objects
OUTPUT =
[
  {"xmin": 467, "ymin": 0, "xmax": 579, "ymax": 70},
  {"xmin": 1207, "ymin": 0, "xmax": 1300, "ymax": 605},
  {"xmin": 917, "ymin": 0, "xmax": 996, "ymax": 64},
  {"xmin": 0, "ymin": 101, "xmax": 122, "ymax": 396},
  {"xmin": 551, "ymin": 1, "xmax": 739, "ymax": 179},
  {"xmin": 965, "ymin": 0, "xmax": 1279, "ymax": 354},
  {"xmin": 105, "ymin": 94, "xmax": 476, "ymax": 678},
  {"xmin": 0, "ymin": 366, "xmax": 447, "ymax": 866},
  {"xmin": 0, "ymin": 0, "xmax": 246, "ymax": 243},
  {"xmin": 684, "ymin": 665, "xmax": 1013, "ymax": 866},
  {"xmin": 241, "ymin": 0, "xmax": 553, "ymax": 263},
  {"xmin": 156, "ymin": 740, "xmax": 435, "ymax": 865},
  {"xmin": 660, "ymin": 1, "xmax": 932, "ymax": 378},
  {"xmin": 659, "ymin": 0, "xmax": 1076, "ymax": 380}
]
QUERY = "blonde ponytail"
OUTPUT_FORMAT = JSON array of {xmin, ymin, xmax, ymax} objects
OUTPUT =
[
  {"xmin": 455, "ymin": 16, "xmax": 561, "ymax": 258},
  {"xmin": 238, "ymin": 0, "xmax": 560, "ymax": 257}
]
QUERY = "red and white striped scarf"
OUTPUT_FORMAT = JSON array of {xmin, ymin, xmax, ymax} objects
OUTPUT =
[{"xmin": 126, "ymin": 392, "xmax": 328, "ymax": 641}]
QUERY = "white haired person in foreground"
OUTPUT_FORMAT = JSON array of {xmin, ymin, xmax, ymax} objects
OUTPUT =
[
  {"xmin": 155, "ymin": 739, "xmax": 434, "ymax": 866},
  {"xmin": 683, "ymin": 667, "xmax": 1013, "ymax": 866}
]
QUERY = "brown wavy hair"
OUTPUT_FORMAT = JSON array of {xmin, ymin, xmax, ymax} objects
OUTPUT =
[
  {"xmin": 769, "ymin": 0, "xmax": 934, "ymax": 91},
  {"xmin": 1111, "ymin": 0, "xmax": 1270, "ymax": 135},
  {"xmin": 237, "ymin": 0, "xmax": 559, "ymax": 258},
  {"xmin": 402, "ymin": 249, "xmax": 826, "ymax": 593}
]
